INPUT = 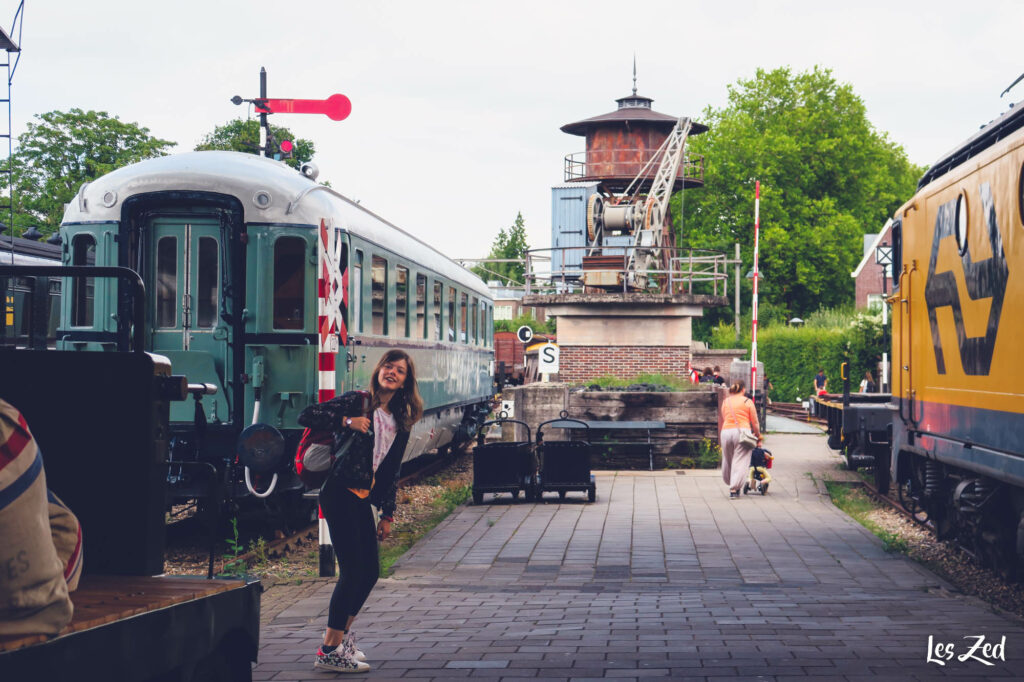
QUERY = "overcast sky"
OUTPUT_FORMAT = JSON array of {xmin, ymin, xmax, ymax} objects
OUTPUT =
[{"xmin": 9, "ymin": 1, "xmax": 1024, "ymax": 257}]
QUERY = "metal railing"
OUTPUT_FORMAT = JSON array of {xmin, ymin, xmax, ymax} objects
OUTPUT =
[
  {"xmin": 524, "ymin": 245, "xmax": 729, "ymax": 296},
  {"xmin": 564, "ymin": 150, "xmax": 704, "ymax": 184}
]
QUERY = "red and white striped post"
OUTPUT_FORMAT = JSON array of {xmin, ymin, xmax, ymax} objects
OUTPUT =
[
  {"xmin": 317, "ymin": 218, "xmax": 345, "ymax": 577},
  {"xmin": 751, "ymin": 181, "xmax": 760, "ymax": 401}
]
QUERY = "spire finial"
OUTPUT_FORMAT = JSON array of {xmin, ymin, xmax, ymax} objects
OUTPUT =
[{"xmin": 632, "ymin": 54, "xmax": 637, "ymax": 95}]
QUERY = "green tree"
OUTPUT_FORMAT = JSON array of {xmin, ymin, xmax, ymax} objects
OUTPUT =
[
  {"xmin": 674, "ymin": 66, "xmax": 923, "ymax": 320},
  {"xmin": 7, "ymin": 109, "xmax": 175, "ymax": 237},
  {"xmin": 195, "ymin": 118, "xmax": 315, "ymax": 169},
  {"xmin": 472, "ymin": 212, "xmax": 529, "ymax": 284}
]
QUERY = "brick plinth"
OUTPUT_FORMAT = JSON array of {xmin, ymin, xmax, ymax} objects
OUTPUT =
[{"xmin": 559, "ymin": 345, "xmax": 691, "ymax": 384}]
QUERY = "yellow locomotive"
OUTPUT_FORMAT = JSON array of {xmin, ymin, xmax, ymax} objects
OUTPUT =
[{"xmin": 891, "ymin": 100, "xmax": 1024, "ymax": 578}]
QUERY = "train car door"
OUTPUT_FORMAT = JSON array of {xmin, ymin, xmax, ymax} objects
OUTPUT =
[{"xmin": 149, "ymin": 215, "xmax": 232, "ymax": 424}]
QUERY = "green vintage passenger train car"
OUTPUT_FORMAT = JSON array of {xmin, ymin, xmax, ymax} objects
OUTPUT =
[{"xmin": 57, "ymin": 151, "xmax": 494, "ymax": 519}]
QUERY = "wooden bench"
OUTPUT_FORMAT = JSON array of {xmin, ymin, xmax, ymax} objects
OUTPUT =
[{"xmin": 576, "ymin": 420, "xmax": 667, "ymax": 471}]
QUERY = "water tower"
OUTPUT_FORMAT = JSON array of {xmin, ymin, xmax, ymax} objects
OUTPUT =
[{"xmin": 529, "ymin": 71, "xmax": 729, "ymax": 385}]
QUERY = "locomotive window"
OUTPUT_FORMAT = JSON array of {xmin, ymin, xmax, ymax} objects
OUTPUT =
[
  {"xmin": 196, "ymin": 237, "xmax": 218, "ymax": 328},
  {"xmin": 433, "ymin": 281, "xmax": 442, "ymax": 340},
  {"xmin": 371, "ymin": 255, "xmax": 387, "ymax": 336},
  {"xmin": 447, "ymin": 286, "xmax": 456, "ymax": 342},
  {"xmin": 470, "ymin": 296, "xmax": 478, "ymax": 344},
  {"xmin": 353, "ymin": 250, "xmax": 363, "ymax": 333},
  {"xmin": 416, "ymin": 273, "xmax": 426, "ymax": 339},
  {"xmin": 70, "ymin": 234, "xmax": 97, "ymax": 328},
  {"xmin": 396, "ymin": 265, "xmax": 409, "ymax": 337},
  {"xmin": 273, "ymin": 237, "xmax": 305, "ymax": 330},
  {"xmin": 890, "ymin": 220, "xmax": 902, "ymax": 287},
  {"xmin": 155, "ymin": 236, "xmax": 176, "ymax": 328},
  {"xmin": 955, "ymin": 194, "xmax": 969, "ymax": 255}
]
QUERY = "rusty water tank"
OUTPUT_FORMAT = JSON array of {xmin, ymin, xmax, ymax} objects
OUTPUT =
[{"xmin": 561, "ymin": 89, "xmax": 707, "ymax": 193}]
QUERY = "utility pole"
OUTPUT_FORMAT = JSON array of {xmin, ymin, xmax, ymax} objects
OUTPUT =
[{"xmin": 734, "ymin": 242, "xmax": 741, "ymax": 343}]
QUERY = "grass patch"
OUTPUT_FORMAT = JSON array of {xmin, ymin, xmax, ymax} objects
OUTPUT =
[
  {"xmin": 824, "ymin": 481, "xmax": 908, "ymax": 554},
  {"xmin": 579, "ymin": 373, "xmax": 696, "ymax": 391},
  {"xmin": 379, "ymin": 482, "xmax": 472, "ymax": 576}
]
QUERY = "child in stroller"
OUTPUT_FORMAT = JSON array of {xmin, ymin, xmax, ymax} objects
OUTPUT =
[{"xmin": 742, "ymin": 446, "xmax": 773, "ymax": 495}]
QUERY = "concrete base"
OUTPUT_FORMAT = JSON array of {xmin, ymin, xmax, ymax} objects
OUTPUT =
[{"xmin": 523, "ymin": 292, "xmax": 727, "ymax": 383}]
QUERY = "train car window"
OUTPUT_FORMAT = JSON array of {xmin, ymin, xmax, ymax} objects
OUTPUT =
[
  {"xmin": 433, "ymin": 281, "xmax": 442, "ymax": 340},
  {"xmin": 70, "ymin": 234, "xmax": 96, "ymax": 328},
  {"xmin": 396, "ymin": 265, "xmax": 409, "ymax": 337},
  {"xmin": 447, "ymin": 286, "xmax": 456, "ymax": 342},
  {"xmin": 155, "ymin": 236, "xmax": 176, "ymax": 328},
  {"xmin": 471, "ymin": 296, "xmax": 478, "ymax": 344},
  {"xmin": 459, "ymin": 292, "xmax": 468, "ymax": 343},
  {"xmin": 273, "ymin": 237, "xmax": 305, "ymax": 330},
  {"xmin": 353, "ymin": 250, "xmax": 363, "ymax": 333},
  {"xmin": 196, "ymin": 236, "xmax": 218, "ymax": 328},
  {"xmin": 372, "ymin": 255, "xmax": 387, "ymax": 336},
  {"xmin": 955, "ymin": 193, "xmax": 969, "ymax": 255},
  {"xmin": 416, "ymin": 273, "xmax": 426, "ymax": 339}
]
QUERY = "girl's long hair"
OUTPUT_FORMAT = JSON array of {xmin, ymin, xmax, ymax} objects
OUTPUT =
[{"xmin": 370, "ymin": 349, "xmax": 424, "ymax": 431}]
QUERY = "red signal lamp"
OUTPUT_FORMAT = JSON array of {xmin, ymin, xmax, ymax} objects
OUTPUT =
[{"xmin": 280, "ymin": 139, "xmax": 294, "ymax": 154}]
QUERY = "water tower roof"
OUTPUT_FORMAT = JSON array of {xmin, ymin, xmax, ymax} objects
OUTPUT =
[{"xmin": 561, "ymin": 92, "xmax": 707, "ymax": 137}]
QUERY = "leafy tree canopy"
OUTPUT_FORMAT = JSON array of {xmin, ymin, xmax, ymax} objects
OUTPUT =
[
  {"xmin": 8, "ymin": 108, "xmax": 175, "ymax": 236},
  {"xmin": 195, "ymin": 118, "xmax": 315, "ymax": 169},
  {"xmin": 472, "ymin": 212, "xmax": 529, "ymax": 285},
  {"xmin": 673, "ymin": 66, "xmax": 924, "ymax": 320}
]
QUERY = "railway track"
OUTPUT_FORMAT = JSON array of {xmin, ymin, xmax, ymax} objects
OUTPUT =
[{"xmin": 769, "ymin": 402, "xmax": 826, "ymax": 426}]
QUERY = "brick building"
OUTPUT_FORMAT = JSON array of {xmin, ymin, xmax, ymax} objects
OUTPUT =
[{"xmin": 851, "ymin": 218, "xmax": 894, "ymax": 310}]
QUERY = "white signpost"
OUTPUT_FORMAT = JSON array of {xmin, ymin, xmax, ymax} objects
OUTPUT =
[{"xmin": 538, "ymin": 342, "xmax": 560, "ymax": 381}]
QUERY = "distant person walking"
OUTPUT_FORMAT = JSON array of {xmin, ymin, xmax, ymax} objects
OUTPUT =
[
  {"xmin": 859, "ymin": 370, "xmax": 876, "ymax": 394},
  {"xmin": 719, "ymin": 379, "xmax": 763, "ymax": 499},
  {"xmin": 814, "ymin": 369, "xmax": 828, "ymax": 396}
]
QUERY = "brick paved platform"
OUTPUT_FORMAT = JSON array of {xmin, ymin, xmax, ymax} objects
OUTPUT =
[{"xmin": 254, "ymin": 431, "xmax": 1024, "ymax": 680}]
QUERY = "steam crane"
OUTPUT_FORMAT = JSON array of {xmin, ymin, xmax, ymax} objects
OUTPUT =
[{"xmin": 584, "ymin": 117, "xmax": 693, "ymax": 291}]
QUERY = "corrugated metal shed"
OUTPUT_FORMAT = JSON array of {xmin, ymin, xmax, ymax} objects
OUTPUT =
[{"xmin": 550, "ymin": 184, "xmax": 597, "ymax": 274}]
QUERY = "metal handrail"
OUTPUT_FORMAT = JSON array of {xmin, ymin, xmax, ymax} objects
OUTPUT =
[
  {"xmin": 524, "ymin": 245, "xmax": 729, "ymax": 296},
  {"xmin": 564, "ymin": 150, "xmax": 705, "ymax": 183},
  {"xmin": 0, "ymin": 265, "xmax": 147, "ymax": 351}
]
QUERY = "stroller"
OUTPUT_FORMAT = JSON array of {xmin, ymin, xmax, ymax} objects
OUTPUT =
[{"xmin": 742, "ymin": 446, "xmax": 773, "ymax": 495}]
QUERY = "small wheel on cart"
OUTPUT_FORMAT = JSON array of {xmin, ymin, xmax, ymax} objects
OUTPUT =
[
  {"xmin": 588, "ymin": 485, "xmax": 596, "ymax": 503},
  {"xmin": 760, "ymin": 483, "xmax": 769, "ymax": 495},
  {"xmin": 742, "ymin": 482, "xmax": 750, "ymax": 495},
  {"xmin": 473, "ymin": 490, "xmax": 483, "ymax": 505}
]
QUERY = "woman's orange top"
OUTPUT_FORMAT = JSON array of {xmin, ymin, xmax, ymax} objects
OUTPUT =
[{"xmin": 721, "ymin": 393, "xmax": 760, "ymax": 432}]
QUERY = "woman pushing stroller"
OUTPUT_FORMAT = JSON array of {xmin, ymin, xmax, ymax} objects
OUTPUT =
[{"xmin": 719, "ymin": 379, "xmax": 763, "ymax": 499}]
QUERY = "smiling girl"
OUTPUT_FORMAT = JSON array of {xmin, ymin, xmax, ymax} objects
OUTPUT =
[{"xmin": 298, "ymin": 349, "xmax": 423, "ymax": 673}]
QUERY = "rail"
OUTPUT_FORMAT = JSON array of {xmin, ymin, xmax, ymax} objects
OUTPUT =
[
  {"xmin": 564, "ymin": 150, "xmax": 705, "ymax": 184},
  {"xmin": 524, "ymin": 245, "xmax": 730, "ymax": 296}
]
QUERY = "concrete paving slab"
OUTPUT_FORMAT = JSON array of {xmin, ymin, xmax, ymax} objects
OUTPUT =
[{"xmin": 256, "ymin": 431, "xmax": 1024, "ymax": 680}]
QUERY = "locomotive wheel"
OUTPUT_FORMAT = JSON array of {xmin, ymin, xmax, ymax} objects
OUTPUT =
[
  {"xmin": 558, "ymin": 491, "xmax": 566, "ymax": 501},
  {"xmin": 473, "ymin": 490, "xmax": 483, "ymax": 505},
  {"xmin": 588, "ymin": 485, "xmax": 596, "ymax": 503},
  {"xmin": 511, "ymin": 489, "xmax": 520, "ymax": 500}
]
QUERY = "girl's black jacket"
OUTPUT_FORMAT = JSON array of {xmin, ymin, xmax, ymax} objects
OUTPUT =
[{"xmin": 297, "ymin": 391, "xmax": 409, "ymax": 520}]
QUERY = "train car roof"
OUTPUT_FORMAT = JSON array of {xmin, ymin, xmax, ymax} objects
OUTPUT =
[
  {"xmin": 61, "ymin": 151, "xmax": 490, "ymax": 297},
  {"xmin": 0, "ymin": 234, "xmax": 61, "ymax": 266},
  {"xmin": 919, "ymin": 99, "xmax": 1024, "ymax": 189}
]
